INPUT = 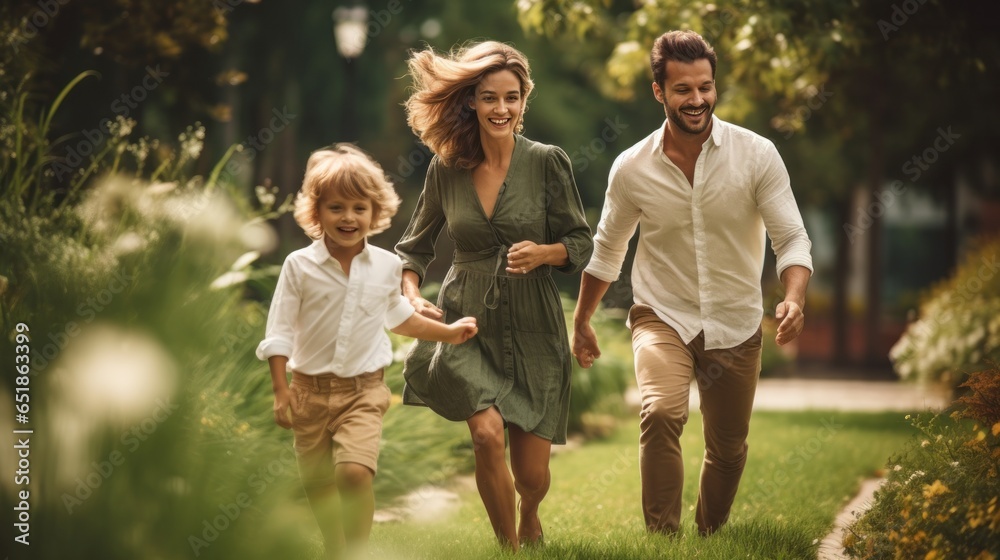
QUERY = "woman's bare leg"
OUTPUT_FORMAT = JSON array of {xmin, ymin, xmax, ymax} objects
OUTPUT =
[
  {"xmin": 508, "ymin": 425, "xmax": 551, "ymax": 545},
  {"xmin": 466, "ymin": 407, "xmax": 517, "ymax": 549}
]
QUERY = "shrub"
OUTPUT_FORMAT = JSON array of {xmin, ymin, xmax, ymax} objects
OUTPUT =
[
  {"xmin": 890, "ymin": 235, "xmax": 1000, "ymax": 390},
  {"xmin": 843, "ymin": 366, "xmax": 1000, "ymax": 559}
]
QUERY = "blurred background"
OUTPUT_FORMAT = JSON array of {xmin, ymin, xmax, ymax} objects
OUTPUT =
[{"xmin": 2, "ymin": 0, "xmax": 999, "ymax": 558}]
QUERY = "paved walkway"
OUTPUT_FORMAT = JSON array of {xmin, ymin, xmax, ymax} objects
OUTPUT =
[{"xmin": 624, "ymin": 377, "xmax": 951, "ymax": 412}]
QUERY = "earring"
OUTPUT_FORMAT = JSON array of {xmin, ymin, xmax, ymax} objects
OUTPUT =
[{"xmin": 516, "ymin": 119, "xmax": 524, "ymax": 134}]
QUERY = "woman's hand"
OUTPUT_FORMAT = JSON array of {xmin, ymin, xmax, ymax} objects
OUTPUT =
[
  {"xmin": 402, "ymin": 269, "xmax": 443, "ymax": 319},
  {"xmin": 506, "ymin": 241, "xmax": 567, "ymax": 274},
  {"xmin": 410, "ymin": 296, "xmax": 443, "ymax": 320}
]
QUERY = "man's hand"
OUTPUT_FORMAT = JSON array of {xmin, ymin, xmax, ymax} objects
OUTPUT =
[
  {"xmin": 273, "ymin": 386, "xmax": 294, "ymax": 429},
  {"xmin": 774, "ymin": 300, "xmax": 805, "ymax": 346},
  {"xmin": 573, "ymin": 321, "xmax": 602, "ymax": 368}
]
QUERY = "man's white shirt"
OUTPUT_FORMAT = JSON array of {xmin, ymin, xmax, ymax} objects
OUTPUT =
[{"xmin": 586, "ymin": 116, "xmax": 813, "ymax": 350}]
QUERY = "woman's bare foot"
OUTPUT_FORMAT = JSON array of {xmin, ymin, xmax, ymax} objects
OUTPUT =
[{"xmin": 517, "ymin": 499, "xmax": 544, "ymax": 547}]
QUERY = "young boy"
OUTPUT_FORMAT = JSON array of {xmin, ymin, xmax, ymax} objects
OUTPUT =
[{"xmin": 256, "ymin": 144, "xmax": 477, "ymax": 559}]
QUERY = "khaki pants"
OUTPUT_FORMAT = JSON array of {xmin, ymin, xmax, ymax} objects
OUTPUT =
[
  {"xmin": 290, "ymin": 369, "xmax": 391, "ymax": 485},
  {"xmin": 629, "ymin": 304, "xmax": 762, "ymax": 535}
]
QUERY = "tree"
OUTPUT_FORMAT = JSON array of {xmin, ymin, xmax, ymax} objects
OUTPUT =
[{"xmin": 517, "ymin": 0, "xmax": 1000, "ymax": 365}]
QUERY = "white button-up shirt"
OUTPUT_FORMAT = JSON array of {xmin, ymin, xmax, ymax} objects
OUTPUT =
[
  {"xmin": 256, "ymin": 239, "xmax": 416, "ymax": 377},
  {"xmin": 586, "ymin": 116, "xmax": 813, "ymax": 350}
]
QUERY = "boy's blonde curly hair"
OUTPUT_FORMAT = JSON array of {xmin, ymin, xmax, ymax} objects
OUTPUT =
[{"xmin": 293, "ymin": 143, "xmax": 401, "ymax": 240}]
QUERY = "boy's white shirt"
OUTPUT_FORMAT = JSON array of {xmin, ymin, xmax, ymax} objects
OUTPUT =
[{"xmin": 256, "ymin": 239, "xmax": 415, "ymax": 377}]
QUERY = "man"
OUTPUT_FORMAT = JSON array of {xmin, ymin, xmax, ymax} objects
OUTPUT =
[{"xmin": 572, "ymin": 30, "xmax": 813, "ymax": 536}]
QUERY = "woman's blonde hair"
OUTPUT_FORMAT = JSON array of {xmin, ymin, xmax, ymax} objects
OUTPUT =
[
  {"xmin": 293, "ymin": 143, "xmax": 401, "ymax": 240},
  {"xmin": 404, "ymin": 41, "xmax": 534, "ymax": 169}
]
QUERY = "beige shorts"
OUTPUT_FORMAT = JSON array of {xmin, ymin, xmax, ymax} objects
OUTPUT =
[{"xmin": 290, "ymin": 369, "xmax": 391, "ymax": 485}]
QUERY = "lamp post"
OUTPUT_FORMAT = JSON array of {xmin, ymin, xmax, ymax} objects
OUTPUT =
[{"xmin": 333, "ymin": 5, "xmax": 368, "ymax": 142}]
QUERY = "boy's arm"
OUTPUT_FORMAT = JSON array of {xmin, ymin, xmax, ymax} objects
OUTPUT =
[
  {"xmin": 390, "ymin": 312, "xmax": 478, "ymax": 345},
  {"xmin": 268, "ymin": 355, "xmax": 293, "ymax": 429}
]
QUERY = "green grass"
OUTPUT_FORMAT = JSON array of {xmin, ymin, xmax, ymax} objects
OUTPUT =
[{"xmin": 368, "ymin": 410, "xmax": 918, "ymax": 560}]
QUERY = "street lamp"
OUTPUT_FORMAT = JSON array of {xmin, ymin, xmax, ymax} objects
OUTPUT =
[{"xmin": 333, "ymin": 5, "xmax": 368, "ymax": 141}]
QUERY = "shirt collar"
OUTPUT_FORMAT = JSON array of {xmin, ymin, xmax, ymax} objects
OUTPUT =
[
  {"xmin": 307, "ymin": 237, "xmax": 371, "ymax": 264},
  {"xmin": 651, "ymin": 114, "xmax": 724, "ymax": 156}
]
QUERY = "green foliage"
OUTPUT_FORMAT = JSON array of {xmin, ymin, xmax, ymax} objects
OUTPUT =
[
  {"xmin": 889, "ymin": 235, "xmax": 1000, "ymax": 389},
  {"xmin": 566, "ymin": 306, "xmax": 635, "ymax": 438},
  {"xmin": 844, "ymin": 370, "xmax": 1000, "ymax": 559}
]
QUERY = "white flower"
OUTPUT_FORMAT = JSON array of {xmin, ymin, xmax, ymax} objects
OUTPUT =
[
  {"xmin": 112, "ymin": 231, "xmax": 146, "ymax": 256},
  {"xmin": 48, "ymin": 324, "xmax": 177, "ymax": 486},
  {"xmin": 230, "ymin": 250, "xmax": 261, "ymax": 271},
  {"xmin": 240, "ymin": 220, "xmax": 278, "ymax": 253},
  {"xmin": 210, "ymin": 270, "xmax": 249, "ymax": 290}
]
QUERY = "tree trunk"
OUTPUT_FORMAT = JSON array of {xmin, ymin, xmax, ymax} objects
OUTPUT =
[
  {"xmin": 832, "ymin": 194, "xmax": 852, "ymax": 365},
  {"xmin": 864, "ymin": 108, "xmax": 886, "ymax": 366}
]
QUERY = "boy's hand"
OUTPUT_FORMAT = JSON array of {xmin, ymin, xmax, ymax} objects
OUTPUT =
[
  {"xmin": 446, "ymin": 317, "xmax": 478, "ymax": 344},
  {"xmin": 273, "ymin": 387, "xmax": 294, "ymax": 429}
]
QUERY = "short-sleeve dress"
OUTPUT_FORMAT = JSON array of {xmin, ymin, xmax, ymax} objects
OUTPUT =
[{"xmin": 395, "ymin": 136, "xmax": 593, "ymax": 444}]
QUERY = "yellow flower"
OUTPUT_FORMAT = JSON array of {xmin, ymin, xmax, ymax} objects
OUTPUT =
[
  {"xmin": 992, "ymin": 422, "xmax": 1000, "ymax": 437},
  {"xmin": 922, "ymin": 480, "xmax": 950, "ymax": 499}
]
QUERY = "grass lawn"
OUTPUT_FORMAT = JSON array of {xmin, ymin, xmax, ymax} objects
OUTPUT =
[{"xmin": 367, "ymin": 410, "xmax": 918, "ymax": 560}]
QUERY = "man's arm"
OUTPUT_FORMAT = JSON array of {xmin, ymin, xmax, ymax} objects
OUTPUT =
[
  {"xmin": 572, "ymin": 272, "xmax": 613, "ymax": 368},
  {"xmin": 775, "ymin": 265, "xmax": 810, "ymax": 346}
]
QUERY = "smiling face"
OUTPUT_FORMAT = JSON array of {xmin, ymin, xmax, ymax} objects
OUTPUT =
[
  {"xmin": 653, "ymin": 58, "xmax": 717, "ymax": 136},
  {"xmin": 471, "ymin": 69, "xmax": 524, "ymax": 141},
  {"xmin": 318, "ymin": 188, "xmax": 373, "ymax": 258}
]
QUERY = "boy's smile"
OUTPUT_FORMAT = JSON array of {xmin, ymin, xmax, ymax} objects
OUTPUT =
[{"xmin": 318, "ymin": 190, "xmax": 373, "ymax": 259}]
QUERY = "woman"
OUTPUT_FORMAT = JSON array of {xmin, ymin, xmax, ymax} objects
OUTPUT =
[{"xmin": 396, "ymin": 41, "xmax": 593, "ymax": 549}]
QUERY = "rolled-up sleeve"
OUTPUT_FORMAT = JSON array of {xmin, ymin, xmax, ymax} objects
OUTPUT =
[
  {"xmin": 395, "ymin": 158, "xmax": 447, "ymax": 285},
  {"xmin": 384, "ymin": 259, "xmax": 416, "ymax": 329},
  {"xmin": 256, "ymin": 257, "xmax": 299, "ymax": 360},
  {"xmin": 545, "ymin": 146, "xmax": 594, "ymax": 274},
  {"xmin": 585, "ymin": 154, "xmax": 641, "ymax": 282},
  {"xmin": 755, "ymin": 140, "xmax": 814, "ymax": 279}
]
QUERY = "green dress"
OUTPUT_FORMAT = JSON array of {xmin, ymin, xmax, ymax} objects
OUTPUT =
[{"xmin": 395, "ymin": 136, "xmax": 593, "ymax": 444}]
